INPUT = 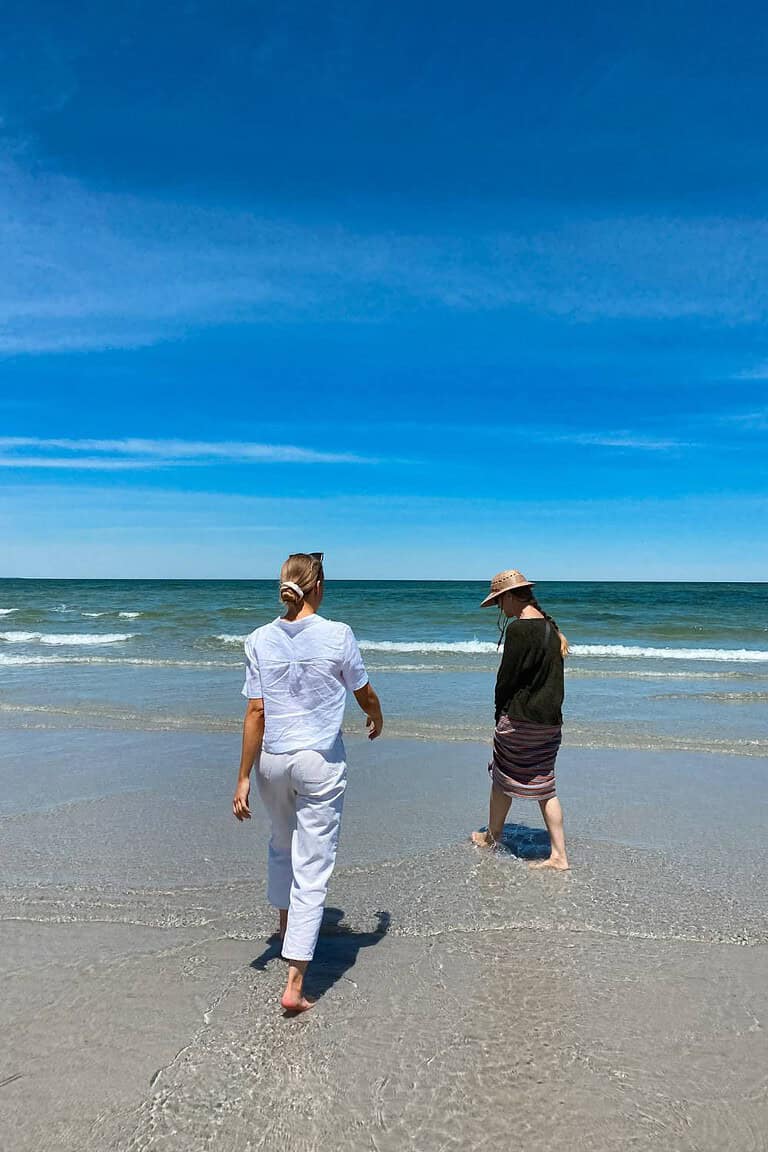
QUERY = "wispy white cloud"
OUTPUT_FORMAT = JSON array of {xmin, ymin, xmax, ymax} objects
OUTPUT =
[
  {"xmin": 734, "ymin": 363, "xmax": 768, "ymax": 380},
  {"xmin": 0, "ymin": 455, "xmax": 166, "ymax": 470},
  {"xmin": 556, "ymin": 432, "xmax": 697, "ymax": 451},
  {"xmin": 720, "ymin": 408, "xmax": 768, "ymax": 431},
  {"xmin": 0, "ymin": 436, "xmax": 371, "ymax": 468},
  {"xmin": 4, "ymin": 149, "xmax": 768, "ymax": 355}
]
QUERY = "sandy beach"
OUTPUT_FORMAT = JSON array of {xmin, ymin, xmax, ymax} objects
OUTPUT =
[{"xmin": 2, "ymin": 730, "xmax": 767, "ymax": 1151}]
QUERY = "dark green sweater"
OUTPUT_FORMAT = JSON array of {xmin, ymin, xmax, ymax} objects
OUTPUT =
[{"xmin": 494, "ymin": 618, "xmax": 564, "ymax": 726}]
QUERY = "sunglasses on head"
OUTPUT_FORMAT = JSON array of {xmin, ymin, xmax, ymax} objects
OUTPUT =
[{"xmin": 309, "ymin": 552, "xmax": 324, "ymax": 564}]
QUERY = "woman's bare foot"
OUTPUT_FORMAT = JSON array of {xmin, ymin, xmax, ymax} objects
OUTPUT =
[
  {"xmin": 471, "ymin": 830, "xmax": 496, "ymax": 848},
  {"xmin": 281, "ymin": 959, "xmax": 312, "ymax": 1013},
  {"xmin": 528, "ymin": 856, "xmax": 570, "ymax": 871},
  {"xmin": 280, "ymin": 992, "xmax": 315, "ymax": 1014}
]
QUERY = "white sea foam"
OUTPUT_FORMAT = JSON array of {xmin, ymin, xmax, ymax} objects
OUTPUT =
[
  {"xmin": 211, "ymin": 634, "xmax": 768, "ymax": 663},
  {"xmin": 367, "ymin": 662, "xmax": 439, "ymax": 672},
  {"xmin": 0, "ymin": 608, "xmax": 18, "ymax": 616},
  {"xmin": 360, "ymin": 639, "xmax": 497, "ymax": 655},
  {"xmin": 567, "ymin": 668, "xmax": 756, "ymax": 680},
  {"xmin": 0, "ymin": 653, "xmax": 68, "ymax": 665},
  {"xmin": 571, "ymin": 643, "xmax": 768, "ymax": 663},
  {"xmin": 0, "ymin": 631, "xmax": 134, "ymax": 646},
  {"xmin": 358, "ymin": 639, "xmax": 768, "ymax": 663},
  {"xmin": 0, "ymin": 653, "xmax": 236, "ymax": 667},
  {"xmin": 81, "ymin": 610, "xmax": 142, "ymax": 618}
]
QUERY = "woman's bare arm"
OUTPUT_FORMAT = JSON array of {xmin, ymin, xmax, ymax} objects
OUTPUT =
[
  {"xmin": 353, "ymin": 682, "xmax": 384, "ymax": 739},
  {"xmin": 233, "ymin": 698, "xmax": 265, "ymax": 820}
]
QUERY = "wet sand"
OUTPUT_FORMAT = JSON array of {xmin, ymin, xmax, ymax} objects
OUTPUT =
[{"xmin": 1, "ymin": 732, "xmax": 767, "ymax": 1150}]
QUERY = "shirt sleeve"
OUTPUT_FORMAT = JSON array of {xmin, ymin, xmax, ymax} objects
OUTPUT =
[
  {"xmin": 241, "ymin": 636, "xmax": 263, "ymax": 699},
  {"xmin": 340, "ymin": 626, "xmax": 369, "ymax": 692}
]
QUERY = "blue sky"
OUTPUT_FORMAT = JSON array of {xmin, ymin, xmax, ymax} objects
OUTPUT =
[{"xmin": 1, "ymin": 0, "xmax": 767, "ymax": 579}]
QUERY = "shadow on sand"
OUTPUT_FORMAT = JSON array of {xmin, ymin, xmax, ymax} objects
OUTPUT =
[
  {"xmin": 250, "ymin": 907, "xmax": 390, "ymax": 1001},
  {"xmin": 491, "ymin": 821, "xmax": 551, "ymax": 860}
]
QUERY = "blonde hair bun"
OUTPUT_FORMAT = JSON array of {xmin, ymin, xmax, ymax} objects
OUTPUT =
[
  {"xmin": 279, "ymin": 579, "xmax": 305, "ymax": 606},
  {"xmin": 278, "ymin": 556, "xmax": 324, "ymax": 606}
]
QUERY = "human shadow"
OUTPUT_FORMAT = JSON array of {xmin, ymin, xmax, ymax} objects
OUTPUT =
[
  {"xmin": 491, "ymin": 821, "xmax": 551, "ymax": 861},
  {"xmin": 305, "ymin": 907, "xmax": 390, "ymax": 999},
  {"xmin": 250, "ymin": 934, "xmax": 283, "ymax": 972},
  {"xmin": 250, "ymin": 907, "xmax": 391, "ymax": 1001}
]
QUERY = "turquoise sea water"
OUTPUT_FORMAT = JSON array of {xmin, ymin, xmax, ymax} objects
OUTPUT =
[{"xmin": 1, "ymin": 579, "xmax": 767, "ymax": 756}]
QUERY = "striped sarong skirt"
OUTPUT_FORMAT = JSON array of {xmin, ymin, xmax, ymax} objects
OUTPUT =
[{"xmin": 489, "ymin": 715, "xmax": 562, "ymax": 801}]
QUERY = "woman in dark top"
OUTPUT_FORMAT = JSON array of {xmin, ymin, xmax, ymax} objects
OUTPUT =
[{"xmin": 471, "ymin": 569, "xmax": 570, "ymax": 870}]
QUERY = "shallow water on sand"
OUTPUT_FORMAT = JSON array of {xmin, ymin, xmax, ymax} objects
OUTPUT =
[
  {"xmin": 4, "ymin": 844, "xmax": 767, "ymax": 1152},
  {"xmin": 95, "ymin": 929, "xmax": 765, "ymax": 1152},
  {"xmin": 1, "ymin": 731, "xmax": 767, "ymax": 1151}
]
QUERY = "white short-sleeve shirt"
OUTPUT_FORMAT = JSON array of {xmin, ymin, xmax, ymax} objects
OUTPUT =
[{"xmin": 242, "ymin": 613, "xmax": 369, "ymax": 754}]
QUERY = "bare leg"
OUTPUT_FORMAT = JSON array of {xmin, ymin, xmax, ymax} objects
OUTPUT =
[
  {"xmin": 281, "ymin": 959, "xmax": 314, "ymax": 1013},
  {"xmin": 268, "ymin": 908, "xmax": 289, "ymax": 952},
  {"xmin": 471, "ymin": 784, "xmax": 512, "ymax": 848},
  {"xmin": 529, "ymin": 796, "xmax": 570, "ymax": 870}
]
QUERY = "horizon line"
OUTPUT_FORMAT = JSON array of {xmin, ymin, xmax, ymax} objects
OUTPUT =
[{"xmin": 1, "ymin": 576, "xmax": 765, "ymax": 585}]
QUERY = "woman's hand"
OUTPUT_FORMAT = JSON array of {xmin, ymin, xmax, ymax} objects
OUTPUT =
[
  {"xmin": 233, "ymin": 778, "xmax": 251, "ymax": 821},
  {"xmin": 366, "ymin": 712, "xmax": 383, "ymax": 740},
  {"xmin": 354, "ymin": 682, "xmax": 384, "ymax": 740},
  {"xmin": 234, "ymin": 699, "xmax": 264, "ymax": 821}
]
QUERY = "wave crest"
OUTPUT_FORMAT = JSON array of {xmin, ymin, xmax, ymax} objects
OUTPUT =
[
  {"xmin": 0, "ymin": 653, "xmax": 237, "ymax": 667},
  {"xmin": 359, "ymin": 639, "xmax": 768, "ymax": 663},
  {"xmin": 572, "ymin": 643, "xmax": 768, "ymax": 663},
  {"xmin": 0, "ymin": 631, "xmax": 135, "ymax": 646},
  {"xmin": 360, "ymin": 639, "xmax": 496, "ymax": 654}
]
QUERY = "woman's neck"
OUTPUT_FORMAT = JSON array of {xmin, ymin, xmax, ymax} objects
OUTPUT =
[
  {"xmin": 519, "ymin": 606, "xmax": 545, "ymax": 620},
  {"xmin": 283, "ymin": 600, "xmax": 319, "ymax": 622}
]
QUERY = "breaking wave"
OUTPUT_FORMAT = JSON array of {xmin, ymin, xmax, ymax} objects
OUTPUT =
[
  {"xmin": 359, "ymin": 640, "xmax": 768, "ymax": 663},
  {"xmin": 0, "ymin": 631, "xmax": 135, "ymax": 646}
]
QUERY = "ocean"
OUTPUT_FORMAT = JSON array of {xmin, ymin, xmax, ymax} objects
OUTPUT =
[{"xmin": 1, "ymin": 578, "xmax": 766, "ymax": 757}]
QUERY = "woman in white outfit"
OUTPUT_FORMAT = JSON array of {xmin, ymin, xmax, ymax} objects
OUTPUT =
[{"xmin": 232, "ymin": 552, "xmax": 383, "ymax": 1013}]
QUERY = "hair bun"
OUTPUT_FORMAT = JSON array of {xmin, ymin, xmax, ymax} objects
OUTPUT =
[{"xmin": 279, "ymin": 580, "xmax": 305, "ymax": 606}]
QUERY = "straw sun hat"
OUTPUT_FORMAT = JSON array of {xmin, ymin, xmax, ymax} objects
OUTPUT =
[{"xmin": 479, "ymin": 569, "xmax": 535, "ymax": 608}]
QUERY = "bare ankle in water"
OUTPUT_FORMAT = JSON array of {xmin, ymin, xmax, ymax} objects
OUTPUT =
[{"xmin": 471, "ymin": 829, "xmax": 498, "ymax": 848}]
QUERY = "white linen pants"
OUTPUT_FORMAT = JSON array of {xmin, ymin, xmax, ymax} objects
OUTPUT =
[{"xmin": 255, "ymin": 735, "xmax": 347, "ymax": 962}]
